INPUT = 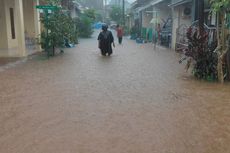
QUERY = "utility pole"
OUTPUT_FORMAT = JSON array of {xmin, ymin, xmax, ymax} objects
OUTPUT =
[
  {"xmin": 104, "ymin": 0, "xmax": 107, "ymax": 22},
  {"xmin": 122, "ymin": 0, "xmax": 125, "ymax": 26}
]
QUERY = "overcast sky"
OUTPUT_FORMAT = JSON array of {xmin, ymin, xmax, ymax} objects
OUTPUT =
[
  {"xmin": 108, "ymin": 0, "xmax": 136, "ymax": 3},
  {"xmin": 127, "ymin": 0, "xmax": 135, "ymax": 2}
]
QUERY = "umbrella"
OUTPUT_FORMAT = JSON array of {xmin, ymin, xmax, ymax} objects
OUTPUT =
[{"xmin": 93, "ymin": 22, "xmax": 106, "ymax": 29}]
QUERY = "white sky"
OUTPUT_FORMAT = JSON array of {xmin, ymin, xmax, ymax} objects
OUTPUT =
[
  {"xmin": 108, "ymin": 0, "xmax": 136, "ymax": 3},
  {"xmin": 127, "ymin": 0, "xmax": 136, "ymax": 2}
]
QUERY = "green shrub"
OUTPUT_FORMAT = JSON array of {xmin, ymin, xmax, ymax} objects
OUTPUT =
[
  {"xmin": 39, "ymin": 9, "xmax": 78, "ymax": 51},
  {"xmin": 75, "ymin": 15, "xmax": 93, "ymax": 38},
  {"xmin": 184, "ymin": 27, "xmax": 218, "ymax": 80}
]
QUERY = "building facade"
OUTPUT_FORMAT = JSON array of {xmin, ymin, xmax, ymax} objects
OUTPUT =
[
  {"xmin": 130, "ymin": 0, "xmax": 216, "ymax": 49},
  {"xmin": 170, "ymin": 0, "xmax": 193, "ymax": 50},
  {"xmin": 170, "ymin": 0, "xmax": 217, "ymax": 50},
  {"xmin": 132, "ymin": 0, "xmax": 172, "ymax": 47},
  {"xmin": 0, "ymin": 0, "xmax": 41, "ymax": 57}
]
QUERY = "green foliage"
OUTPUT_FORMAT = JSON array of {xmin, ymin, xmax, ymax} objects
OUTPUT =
[
  {"xmin": 74, "ymin": 15, "xmax": 93, "ymax": 38},
  {"xmin": 95, "ymin": 12, "xmax": 103, "ymax": 22},
  {"xmin": 184, "ymin": 27, "xmax": 218, "ymax": 80},
  {"xmin": 61, "ymin": 0, "xmax": 74, "ymax": 10},
  {"xmin": 84, "ymin": 9, "xmax": 96, "ymax": 22},
  {"xmin": 109, "ymin": 6, "xmax": 123, "ymax": 24},
  {"xmin": 210, "ymin": 0, "xmax": 230, "ymax": 13},
  {"xmin": 42, "ymin": 0, "xmax": 75, "ymax": 10},
  {"xmin": 40, "ymin": 10, "xmax": 78, "ymax": 50},
  {"xmin": 74, "ymin": 9, "xmax": 96, "ymax": 38},
  {"xmin": 42, "ymin": 0, "xmax": 61, "ymax": 5}
]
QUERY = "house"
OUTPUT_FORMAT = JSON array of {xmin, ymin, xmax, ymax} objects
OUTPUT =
[
  {"xmin": 71, "ymin": 1, "xmax": 84, "ymax": 18},
  {"xmin": 130, "ymin": 0, "xmax": 216, "ymax": 49},
  {"xmin": 170, "ymin": 0, "xmax": 193, "ymax": 50},
  {"xmin": 170, "ymin": 0, "xmax": 217, "ymax": 51},
  {"xmin": 130, "ymin": 0, "xmax": 172, "ymax": 47},
  {"xmin": 0, "ymin": 0, "xmax": 41, "ymax": 57}
]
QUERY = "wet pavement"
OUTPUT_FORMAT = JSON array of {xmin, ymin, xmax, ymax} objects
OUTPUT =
[{"xmin": 0, "ymin": 31, "xmax": 230, "ymax": 153}]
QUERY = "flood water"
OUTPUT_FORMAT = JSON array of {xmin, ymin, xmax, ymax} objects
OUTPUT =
[{"xmin": 0, "ymin": 32, "xmax": 229, "ymax": 153}]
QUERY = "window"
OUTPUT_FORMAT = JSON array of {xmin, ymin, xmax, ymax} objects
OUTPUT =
[{"xmin": 10, "ymin": 8, "xmax": 16, "ymax": 39}]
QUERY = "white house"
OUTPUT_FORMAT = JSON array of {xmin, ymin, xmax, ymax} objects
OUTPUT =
[{"xmin": 0, "ymin": 0, "xmax": 41, "ymax": 57}]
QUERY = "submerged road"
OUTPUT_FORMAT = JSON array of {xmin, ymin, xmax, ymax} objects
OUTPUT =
[{"xmin": 0, "ymin": 31, "xmax": 229, "ymax": 153}]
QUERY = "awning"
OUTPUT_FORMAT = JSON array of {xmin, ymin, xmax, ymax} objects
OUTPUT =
[
  {"xmin": 168, "ymin": 0, "xmax": 192, "ymax": 7},
  {"xmin": 137, "ymin": 0, "xmax": 164, "ymax": 12},
  {"xmin": 150, "ymin": 18, "xmax": 160, "ymax": 24}
]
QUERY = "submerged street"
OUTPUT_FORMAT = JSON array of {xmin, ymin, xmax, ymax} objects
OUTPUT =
[{"xmin": 0, "ymin": 33, "xmax": 230, "ymax": 153}]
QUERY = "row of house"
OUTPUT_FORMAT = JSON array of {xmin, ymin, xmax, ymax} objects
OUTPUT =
[
  {"xmin": 0, "ymin": 0, "xmax": 215, "ymax": 57},
  {"xmin": 128, "ymin": 0, "xmax": 217, "ymax": 50}
]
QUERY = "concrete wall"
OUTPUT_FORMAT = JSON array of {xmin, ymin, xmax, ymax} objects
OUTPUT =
[
  {"xmin": 0, "ymin": 0, "xmax": 40, "ymax": 57},
  {"xmin": 23, "ymin": 0, "xmax": 41, "ymax": 55},
  {"xmin": 172, "ymin": 7, "xmax": 179, "ymax": 50},
  {"xmin": 0, "ymin": 0, "xmax": 19, "ymax": 57},
  {"xmin": 0, "ymin": 0, "xmax": 8, "ymax": 49},
  {"xmin": 141, "ymin": 2, "xmax": 172, "ymax": 28},
  {"xmin": 4, "ymin": 0, "xmax": 18, "ymax": 49},
  {"xmin": 153, "ymin": 4, "xmax": 171, "ymax": 25},
  {"xmin": 142, "ymin": 11, "xmax": 153, "ymax": 28},
  {"xmin": 23, "ymin": 0, "xmax": 36, "ymax": 37},
  {"xmin": 171, "ymin": 4, "xmax": 192, "ymax": 50}
]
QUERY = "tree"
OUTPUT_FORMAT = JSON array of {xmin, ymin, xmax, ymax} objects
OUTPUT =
[
  {"xmin": 109, "ymin": 6, "xmax": 123, "ymax": 24},
  {"xmin": 42, "ymin": 0, "xmax": 74, "ymax": 9},
  {"xmin": 61, "ymin": 0, "xmax": 75, "ymax": 10},
  {"xmin": 210, "ymin": 0, "xmax": 230, "ymax": 82},
  {"xmin": 42, "ymin": 0, "xmax": 61, "ymax": 5},
  {"xmin": 84, "ymin": 9, "xmax": 96, "ymax": 22},
  {"xmin": 39, "ymin": 0, "xmax": 78, "ymax": 56},
  {"xmin": 74, "ymin": 9, "xmax": 96, "ymax": 38}
]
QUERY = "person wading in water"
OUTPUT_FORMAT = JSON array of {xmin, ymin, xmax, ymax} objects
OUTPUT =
[
  {"xmin": 98, "ymin": 24, "xmax": 115, "ymax": 56},
  {"xmin": 116, "ymin": 24, "xmax": 123, "ymax": 44}
]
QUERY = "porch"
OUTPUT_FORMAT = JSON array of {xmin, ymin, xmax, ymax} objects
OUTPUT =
[{"xmin": 138, "ymin": 0, "xmax": 172, "ymax": 47}]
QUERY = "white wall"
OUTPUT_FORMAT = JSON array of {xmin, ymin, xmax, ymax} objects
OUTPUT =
[
  {"xmin": 0, "ymin": 0, "xmax": 40, "ymax": 57},
  {"xmin": 171, "ymin": 4, "xmax": 192, "ymax": 50},
  {"xmin": 142, "ymin": 11, "xmax": 153, "ymax": 28},
  {"xmin": 4, "ymin": 0, "xmax": 18, "ymax": 49},
  {"xmin": 23, "ymin": 0, "xmax": 36, "ymax": 37},
  {"xmin": 172, "ymin": 7, "xmax": 179, "ymax": 50},
  {"xmin": 0, "ymin": 0, "xmax": 8, "ymax": 49},
  {"xmin": 153, "ymin": 4, "xmax": 171, "ymax": 25}
]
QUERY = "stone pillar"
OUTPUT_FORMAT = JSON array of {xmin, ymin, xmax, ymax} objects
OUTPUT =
[
  {"xmin": 15, "ymin": 0, "xmax": 26, "ymax": 57},
  {"xmin": 172, "ymin": 7, "xmax": 179, "ymax": 50},
  {"xmin": 33, "ymin": 0, "xmax": 41, "ymax": 51},
  {"xmin": 34, "ymin": 0, "xmax": 40, "ymax": 39}
]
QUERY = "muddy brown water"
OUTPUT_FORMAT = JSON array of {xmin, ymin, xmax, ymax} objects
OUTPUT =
[{"xmin": 0, "ymin": 32, "xmax": 229, "ymax": 153}]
